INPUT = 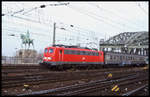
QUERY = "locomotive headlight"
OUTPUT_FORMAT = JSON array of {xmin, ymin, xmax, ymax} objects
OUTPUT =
[
  {"xmin": 43, "ymin": 57, "xmax": 47, "ymax": 60},
  {"xmin": 48, "ymin": 57, "xmax": 52, "ymax": 60}
]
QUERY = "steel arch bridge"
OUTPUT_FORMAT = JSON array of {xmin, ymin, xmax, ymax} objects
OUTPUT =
[{"xmin": 99, "ymin": 31, "xmax": 149, "ymax": 55}]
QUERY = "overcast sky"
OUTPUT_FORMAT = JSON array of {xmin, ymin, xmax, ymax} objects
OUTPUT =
[{"xmin": 2, "ymin": 1, "xmax": 148, "ymax": 56}]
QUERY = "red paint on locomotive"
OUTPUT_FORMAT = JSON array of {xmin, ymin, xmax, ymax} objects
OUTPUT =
[{"xmin": 42, "ymin": 46, "xmax": 104, "ymax": 65}]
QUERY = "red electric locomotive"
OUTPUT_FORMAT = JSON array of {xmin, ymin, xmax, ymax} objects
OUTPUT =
[{"xmin": 42, "ymin": 45, "xmax": 104, "ymax": 67}]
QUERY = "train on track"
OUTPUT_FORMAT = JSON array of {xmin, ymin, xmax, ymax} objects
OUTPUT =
[{"xmin": 40, "ymin": 44, "xmax": 148, "ymax": 68}]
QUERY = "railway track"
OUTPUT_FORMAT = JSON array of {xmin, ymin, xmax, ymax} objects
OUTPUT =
[
  {"xmin": 2, "ymin": 65, "xmax": 148, "ymax": 96},
  {"xmin": 17, "ymin": 72, "xmax": 148, "ymax": 96},
  {"xmin": 122, "ymin": 84, "xmax": 148, "ymax": 96},
  {"xmin": 2, "ymin": 65, "xmax": 46, "ymax": 75},
  {"xmin": 2, "ymin": 65, "xmax": 148, "ymax": 88},
  {"xmin": 58, "ymin": 75, "xmax": 148, "ymax": 96},
  {"xmin": 2, "ymin": 65, "xmax": 144, "ymax": 76},
  {"xmin": 2, "ymin": 67, "xmax": 146, "ymax": 89}
]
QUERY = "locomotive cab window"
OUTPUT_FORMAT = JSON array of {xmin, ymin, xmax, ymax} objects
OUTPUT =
[
  {"xmin": 99, "ymin": 52, "xmax": 101, "ymax": 56},
  {"xmin": 64, "ymin": 50, "xmax": 70, "ymax": 54},
  {"xmin": 97, "ymin": 52, "xmax": 99, "ymax": 56},
  {"xmin": 89, "ymin": 52, "xmax": 92, "ymax": 55},
  {"xmin": 92, "ymin": 52, "xmax": 95, "ymax": 56},
  {"xmin": 64, "ymin": 50, "xmax": 67, "ymax": 54},
  {"xmin": 71, "ymin": 50, "xmax": 75, "ymax": 54},
  {"xmin": 85, "ymin": 51, "xmax": 88, "ymax": 55},
  {"xmin": 49, "ymin": 49, "xmax": 53, "ymax": 53},
  {"xmin": 59, "ymin": 50, "xmax": 62, "ymax": 54},
  {"xmin": 45, "ymin": 48, "xmax": 48, "ymax": 53},
  {"xmin": 77, "ymin": 51, "xmax": 80, "ymax": 55},
  {"xmin": 87, "ymin": 51, "xmax": 90, "ymax": 55},
  {"xmin": 80, "ymin": 51, "xmax": 84, "ymax": 55}
]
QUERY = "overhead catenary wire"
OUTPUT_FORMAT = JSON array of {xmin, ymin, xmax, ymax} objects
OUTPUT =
[
  {"xmin": 2, "ymin": 2, "xmax": 69, "ymax": 16},
  {"xmin": 2, "ymin": 4, "xmax": 123, "ymax": 44},
  {"xmin": 2, "ymin": 18, "xmax": 52, "ymax": 35},
  {"xmin": 22, "ymin": 2, "xmax": 69, "ymax": 15},
  {"xmin": 2, "ymin": 2, "xmax": 148, "ymax": 41},
  {"xmin": 2, "ymin": 2, "xmax": 69, "ymax": 28},
  {"xmin": 3, "ymin": 19, "xmax": 93, "ymax": 41},
  {"xmin": 2, "ymin": 28, "xmax": 49, "ymax": 37},
  {"xmin": 71, "ymin": 3, "xmax": 146, "ymax": 31},
  {"xmin": 88, "ymin": 3, "xmax": 145, "ymax": 30},
  {"xmin": 57, "ymin": 23, "xmax": 98, "ymax": 41},
  {"xmin": 87, "ymin": 4, "xmax": 139, "ymax": 30},
  {"xmin": 66, "ymin": 4, "xmax": 125, "ymax": 31},
  {"xmin": 3, "ymin": 9, "xmax": 98, "ymax": 45},
  {"xmin": 3, "ymin": 22, "xmax": 93, "ymax": 45},
  {"xmin": 3, "ymin": 2, "xmax": 123, "ymax": 39},
  {"xmin": 137, "ymin": 3, "xmax": 148, "ymax": 15},
  {"xmin": 58, "ymin": 21, "xmax": 103, "ymax": 37}
]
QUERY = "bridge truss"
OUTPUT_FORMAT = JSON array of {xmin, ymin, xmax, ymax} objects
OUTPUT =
[{"xmin": 99, "ymin": 31, "xmax": 149, "ymax": 56}]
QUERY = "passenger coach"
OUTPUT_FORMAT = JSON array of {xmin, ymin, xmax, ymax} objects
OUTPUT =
[{"xmin": 104, "ymin": 51, "xmax": 148, "ymax": 66}]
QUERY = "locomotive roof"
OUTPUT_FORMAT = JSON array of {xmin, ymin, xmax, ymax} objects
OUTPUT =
[
  {"xmin": 46, "ymin": 44, "xmax": 99, "ymax": 52},
  {"xmin": 104, "ymin": 51, "xmax": 148, "ymax": 56},
  {"xmin": 62, "ymin": 47, "xmax": 98, "ymax": 52}
]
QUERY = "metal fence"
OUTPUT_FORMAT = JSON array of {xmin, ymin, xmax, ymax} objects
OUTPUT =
[{"xmin": 2, "ymin": 56, "xmax": 42, "ymax": 64}]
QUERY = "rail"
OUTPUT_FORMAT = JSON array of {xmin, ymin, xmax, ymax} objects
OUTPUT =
[
  {"xmin": 2, "ymin": 56, "xmax": 42, "ymax": 64},
  {"xmin": 122, "ymin": 84, "xmax": 148, "ymax": 96},
  {"xmin": 17, "ymin": 73, "xmax": 140, "ymax": 96}
]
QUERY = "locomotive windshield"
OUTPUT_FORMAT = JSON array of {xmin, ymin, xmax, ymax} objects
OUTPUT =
[
  {"xmin": 49, "ymin": 49, "xmax": 53, "ymax": 53},
  {"xmin": 45, "ymin": 48, "xmax": 48, "ymax": 53}
]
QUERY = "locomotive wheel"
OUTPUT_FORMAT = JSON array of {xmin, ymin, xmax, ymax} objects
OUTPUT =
[{"xmin": 57, "ymin": 65, "xmax": 64, "ymax": 71}]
